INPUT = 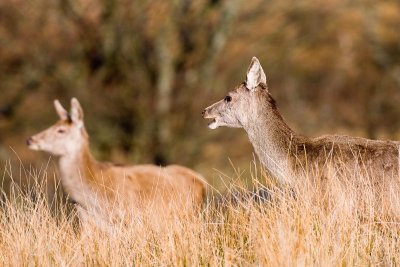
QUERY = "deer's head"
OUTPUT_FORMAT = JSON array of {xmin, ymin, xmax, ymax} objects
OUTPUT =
[
  {"xmin": 27, "ymin": 98, "xmax": 87, "ymax": 156},
  {"xmin": 202, "ymin": 57, "xmax": 271, "ymax": 129}
]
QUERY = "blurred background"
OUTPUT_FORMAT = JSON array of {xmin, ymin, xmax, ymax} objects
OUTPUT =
[{"xmin": 1, "ymin": 0, "xmax": 399, "ymax": 194}]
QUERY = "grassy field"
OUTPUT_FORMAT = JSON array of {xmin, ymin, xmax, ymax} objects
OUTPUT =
[{"xmin": 1, "ymin": 162, "xmax": 400, "ymax": 266}]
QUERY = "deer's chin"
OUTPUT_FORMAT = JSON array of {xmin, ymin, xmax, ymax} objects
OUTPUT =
[
  {"xmin": 208, "ymin": 119, "xmax": 219, "ymax": 129},
  {"xmin": 28, "ymin": 143, "xmax": 40, "ymax": 151}
]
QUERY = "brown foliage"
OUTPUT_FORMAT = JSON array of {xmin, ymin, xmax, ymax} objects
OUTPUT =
[{"xmin": 0, "ymin": 0, "xmax": 399, "ymax": 185}]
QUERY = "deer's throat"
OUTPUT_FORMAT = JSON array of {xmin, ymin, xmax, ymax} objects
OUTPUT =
[
  {"xmin": 244, "ymin": 113, "xmax": 296, "ymax": 183},
  {"xmin": 58, "ymin": 143, "xmax": 99, "ymax": 207}
]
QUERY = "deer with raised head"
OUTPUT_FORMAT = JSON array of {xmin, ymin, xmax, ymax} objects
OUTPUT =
[
  {"xmin": 27, "ymin": 98, "xmax": 205, "ymax": 227},
  {"xmin": 203, "ymin": 57, "xmax": 400, "ymax": 188}
]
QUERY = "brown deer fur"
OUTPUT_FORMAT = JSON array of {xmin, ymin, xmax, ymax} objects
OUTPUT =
[
  {"xmin": 28, "ymin": 98, "xmax": 205, "ymax": 225},
  {"xmin": 203, "ymin": 57, "xmax": 400, "ymax": 186}
]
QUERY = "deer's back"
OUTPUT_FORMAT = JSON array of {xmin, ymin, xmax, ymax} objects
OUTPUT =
[
  {"xmin": 104, "ymin": 164, "xmax": 205, "ymax": 207},
  {"xmin": 293, "ymin": 134, "xmax": 400, "ymax": 179}
]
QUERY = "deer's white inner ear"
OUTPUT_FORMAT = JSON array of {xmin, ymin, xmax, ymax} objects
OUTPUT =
[
  {"xmin": 54, "ymin": 100, "xmax": 68, "ymax": 120},
  {"xmin": 246, "ymin": 57, "xmax": 267, "ymax": 90},
  {"xmin": 70, "ymin": 98, "xmax": 84, "ymax": 125}
]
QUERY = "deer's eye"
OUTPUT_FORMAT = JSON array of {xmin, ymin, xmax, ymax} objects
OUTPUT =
[
  {"xmin": 57, "ymin": 129, "xmax": 65, "ymax": 134},
  {"xmin": 224, "ymin": 96, "xmax": 232, "ymax": 103}
]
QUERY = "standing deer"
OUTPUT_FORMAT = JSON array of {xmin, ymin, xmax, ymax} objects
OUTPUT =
[
  {"xmin": 203, "ymin": 57, "xmax": 400, "ymax": 186},
  {"xmin": 27, "ymin": 98, "xmax": 205, "ymax": 227}
]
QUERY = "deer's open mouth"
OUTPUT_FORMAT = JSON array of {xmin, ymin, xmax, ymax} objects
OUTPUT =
[{"xmin": 203, "ymin": 110, "xmax": 219, "ymax": 129}]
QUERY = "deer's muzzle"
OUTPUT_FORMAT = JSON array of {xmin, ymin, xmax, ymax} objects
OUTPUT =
[{"xmin": 26, "ymin": 137, "xmax": 40, "ymax": 150}]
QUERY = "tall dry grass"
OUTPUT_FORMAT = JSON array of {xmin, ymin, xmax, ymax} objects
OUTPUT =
[{"xmin": 0, "ymin": 161, "xmax": 400, "ymax": 266}]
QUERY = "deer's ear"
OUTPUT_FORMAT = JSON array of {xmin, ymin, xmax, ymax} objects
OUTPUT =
[
  {"xmin": 54, "ymin": 100, "xmax": 68, "ymax": 120},
  {"xmin": 245, "ymin": 57, "xmax": 267, "ymax": 91},
  {"xmin": 70, "ymin": 98, "xmax": 84, "ymax": 126}
]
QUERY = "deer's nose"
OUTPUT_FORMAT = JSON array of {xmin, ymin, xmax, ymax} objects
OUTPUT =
[
  {"xmin": 202, "ymin": 109, "xmax": 206, "ymax": 116},
  {"xmin": 26, "ymin": 137, "xmax": 33, "ymax": 146}
]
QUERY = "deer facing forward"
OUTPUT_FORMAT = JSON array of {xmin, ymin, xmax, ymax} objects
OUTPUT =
[
  {"xmin": 28, "ymin": 98, "xmax": 205, "ymax": 225},
  {"xmin": 203, "ymin": 57, "xmax": 400, "ymax": 186}
]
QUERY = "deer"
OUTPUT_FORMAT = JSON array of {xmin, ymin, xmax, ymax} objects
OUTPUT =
[
  {"xmin": 27, "ymin": 98, "xmax": 206, "ymax": 228},
  {"xmin": 202, "ymin": 57, "xmax": 400, "ymax": 191}
]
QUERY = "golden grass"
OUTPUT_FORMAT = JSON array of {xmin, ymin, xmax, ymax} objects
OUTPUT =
[{"xmin": 1, "ymin": 162, "xmax": 400, "ymax": 266}]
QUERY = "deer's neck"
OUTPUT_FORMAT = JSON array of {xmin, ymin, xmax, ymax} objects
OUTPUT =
[
  {"xmin": 58, "ymin": 140, "xmax": 101, "ymax": 207},
  {"xmin": 243, "ymin": 101, "xmax": 300, "ymax": 184}
]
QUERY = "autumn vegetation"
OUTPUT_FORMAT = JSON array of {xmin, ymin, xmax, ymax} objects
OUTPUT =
[{"xmin": 1, "ymin": 162, "xmax": 400, "ymax": 265}]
